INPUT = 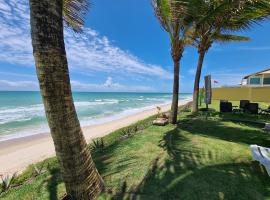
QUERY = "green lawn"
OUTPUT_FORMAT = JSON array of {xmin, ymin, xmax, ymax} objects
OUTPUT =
[{"xmin": 1, "ymin": 103, "xmax": 270, "ymax": 200}]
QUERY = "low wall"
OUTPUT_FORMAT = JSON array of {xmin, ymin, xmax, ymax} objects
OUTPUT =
[{"xmin": 212, "ymin": 86, "xmax": 270, "ymax": 102}]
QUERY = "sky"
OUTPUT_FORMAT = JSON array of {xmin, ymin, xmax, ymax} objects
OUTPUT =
[{"xmin": 0, "ymin": 0, "xmax": 270, "ymax": 93}]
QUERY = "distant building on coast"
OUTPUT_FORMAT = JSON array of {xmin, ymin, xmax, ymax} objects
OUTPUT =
[
  {"xmin": 212, "ymin": 68, "xmax": 270, "ymax": 102},
  {"xmin": 241, "ymin": 68, "xmax": 270, "ymax": 86}
]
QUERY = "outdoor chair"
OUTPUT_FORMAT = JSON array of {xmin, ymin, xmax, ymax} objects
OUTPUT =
[
  {"xmin": 250, "ymin": 145, "xmax": 270, "ymax": 176},
  {"xmin": 220, "ymin": 101, "xmax": 232, "ymax": 113},
  {"xmin": 246, "ymin": 103, "xmax": 259, "ymax": 114},
  {"xmin": 240, "ymin": 100, "xmax": 250, "ymax": 112},
  {"xmin": 232, "ymin": 100, "xmax": 250, "ymax": 113}
]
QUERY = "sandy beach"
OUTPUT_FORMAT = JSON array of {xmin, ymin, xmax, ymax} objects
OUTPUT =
[{"xmin": 0, "ymin": 101, "xmax": 189, "ymax": 176}]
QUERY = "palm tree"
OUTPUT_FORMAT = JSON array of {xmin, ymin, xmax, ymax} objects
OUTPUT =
[
  {"xmin": 29, "ymin": 0, "xmax": 104, "ymax": 199},
  {"xmin": 152, "ymin": 0, "xmax": 192, "ymax": 124},
  {"xmin": 191, "ymin": 0, "xmax": 270, "ymax": 113}
]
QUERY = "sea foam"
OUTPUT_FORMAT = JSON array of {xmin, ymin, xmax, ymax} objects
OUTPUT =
[{"xmin": 0, "ymin": 92, "xmax": 192, "ymax": 142}]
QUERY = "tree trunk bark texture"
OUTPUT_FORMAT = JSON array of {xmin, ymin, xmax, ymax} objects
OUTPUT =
[
  {"xmin": 29, "ymin": 0, "xmax": 104, "ymax": 199},
  {"xmin": 171, "ymin": 59, "xmax": 180, "ymax": 124},
  {"xmin": 170, "ymin": 37, "xmax": 183, "ymax": 125},
  {"xmin": 192, "ymin": 51, "xmax": 206, "ymax": 113}
]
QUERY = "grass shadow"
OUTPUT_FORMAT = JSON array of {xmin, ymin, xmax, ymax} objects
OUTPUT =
[
  {"xmin": 126, "ymin": 127, "xmax": 270, "ymax": 200},
  {"xmin": 178, "ymin": 117, "xmax": 270, "ymax": 147},
  {"xmin": 47, "ymin": 167, "xmax": 62, "ymax": 200},
  {"xmin": 93, "ymin": 139, "xmax": 139, "ymax": 177}
]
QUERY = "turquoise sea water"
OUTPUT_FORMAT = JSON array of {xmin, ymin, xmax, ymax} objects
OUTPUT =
[{"xmin": 0, "ymin": 91, "xmax": 192, "ymax": 142}]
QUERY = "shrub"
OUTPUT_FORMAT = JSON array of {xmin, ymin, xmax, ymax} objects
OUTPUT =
[
  {"xmin": 92, "ymin": 138, "xmax": 105, "ymax": 151},
  {"xmin": 32, "ymin": 162, "xmax": 46, "ymax": 177},
  {"xmin": 0, "ymin": 173, "xmax": 17, "ymax": 194}
]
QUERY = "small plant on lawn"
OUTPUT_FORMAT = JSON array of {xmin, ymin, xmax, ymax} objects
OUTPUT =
[
  {"xmin": 121, "ymin": 124, "xmax": 145, "ymax": 137},
  {"xmin": 32, "ymin": 162, "xmax": 46, "ymax": 177},
  {"xmin": 92, "ymin": 138, "xmax": 105, "ymax": 151},
  {"xmin": 0, "ymin": 173, "xmax": 17, "ymax": 194},
  {"xmin": 156, "ymin": 106, "xmax": 162, "ymax": 117},
  {"xmin": 121, "ymin": 127, "xmax": 134, "ymax": 136}
]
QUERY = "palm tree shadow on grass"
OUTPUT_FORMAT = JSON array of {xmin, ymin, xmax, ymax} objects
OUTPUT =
[
  {"xmin": 179, "ymin": 116, "xmax": 270, "ymax": 147},
  {"xmin": 132, "ymin": 161, "xmax": 270, "ymax": 200},
  {"xmin": 35, "ymin": 166, "xmax": 63, "ymax": 200},
  {"xmin": 42, "ymin": 117, "xmax": 270, "ymax": 199},
  {"xmin": 112, "ymin": 125, "xmax": 270, "ymax": 200},
  {"xmin": 92, "ymin": 139, "xmax": 141, "ymax": 196},
  {"xmin": 93, "ymin": 140, "xmax": 139, "ymax": 176},
  {"xmin": 47, "ymin": 167, "xmax": 62, "ymax": 200},
  {"xmin": 33, "ymin": 140, "xmax": 135, "ymax": 199}
]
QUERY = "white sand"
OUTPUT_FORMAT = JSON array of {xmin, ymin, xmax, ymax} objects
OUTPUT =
[{"xmin": 0, "ymin": 101, "xmax": 189, "ymax": 176}]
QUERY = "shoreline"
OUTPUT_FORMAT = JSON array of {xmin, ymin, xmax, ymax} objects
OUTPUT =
[
  {"xmin": 0, "ymin": 100, "xmax": 190, "ymax": 176},
  {"xmin": 0, "ymin": 100, "xmax": 174, "ymax": 143}
]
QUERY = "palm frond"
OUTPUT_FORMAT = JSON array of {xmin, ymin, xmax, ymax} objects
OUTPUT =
[
  {"xmin": 152, "ymin": 0, "xmax": 193, "ymax": 44},
  {"xmin": 190, "ymin": 0, "xmax": 270, "ymax": 51},
  {"xmin": 213, "ymin": 34, "xmax": 250, "ymax": 43},
  {"xmin": 221, "ymin": 0, "xmax": 270, "ymax": 31},
  {"xmin": 63, "ymin": 0, "xmax": 90, "ymax": 33}
]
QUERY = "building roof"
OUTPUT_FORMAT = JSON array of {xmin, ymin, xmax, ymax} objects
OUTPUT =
[{"xmin": 243, "ymin": 68, "xmax": 270, "ymax": 79}]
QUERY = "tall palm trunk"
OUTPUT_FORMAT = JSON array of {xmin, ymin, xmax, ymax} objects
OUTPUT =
[
  {"xmin": 170, "ymin": 38, "xmax": 182, "ymax": 124},
  {"xmin": 29, "ymin": 0, "xmax": 104, "ymax": 199},
  {"xmin": 171, "ymin": 59, "xmax": 180, "ymax": 124},
  {"xmin": 192, "ymin": 50, "xmax": 206, "ymax": 113}
]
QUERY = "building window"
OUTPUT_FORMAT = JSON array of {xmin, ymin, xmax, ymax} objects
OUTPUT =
[
  {"xmin": 263, "ymin": 77, "xmax": 270, "ymax": 85},
  {"xmin": 249, "ymin": 77, "xmax": 261, "ymax": 85}
]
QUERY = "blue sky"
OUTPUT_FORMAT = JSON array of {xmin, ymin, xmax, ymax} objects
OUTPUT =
[{"xmin": 0, "ymin": 0, "xmax": 270, "ymax": 93}]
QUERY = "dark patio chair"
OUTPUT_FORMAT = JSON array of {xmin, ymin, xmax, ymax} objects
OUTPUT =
[
  {"xmin": 232, "ymin": 100, "xmax": 250, "ymax": 113},
  {"xmin": 240, "ymin": 100, "xmax": 250, "ymax": 112},
  {"xmin": 246, "ymin": 103, "xmax": 259, "ymax": 114},
  {"xmin": 220, "ymin": 101, "xmax": 232, "ymax": 113}
]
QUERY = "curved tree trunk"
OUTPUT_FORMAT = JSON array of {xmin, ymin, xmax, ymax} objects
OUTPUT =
[
  {"xmin": 192, "ymin": 50, "xmax": 206, "ymax": 113},
  {"xmin": 171, "ymin": 59, "xmax": 180, "ymax": 124},
  {"xmin": 29, "ymin": 0, "xmax": 104, "ymax": 199}
]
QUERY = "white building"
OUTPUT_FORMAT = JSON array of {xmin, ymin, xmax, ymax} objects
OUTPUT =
[{"xmin": 241, "ymin": 68, "xmax": 270, "ymax": 86}]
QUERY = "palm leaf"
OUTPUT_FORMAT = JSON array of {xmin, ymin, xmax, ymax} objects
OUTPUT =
[
  {"xmin": 213, "ymin": 34, "xmax": 250, "ymax": 43},
  {"xmin": 152, "ymin": 0, "xmax": 193, "ymax": 43},
  {"xmin": 63, "ymin": 0, "xmax": 89, "ymax": 33},
  {"xmin": 223, "ymin": 0, "xmax": 270, "ymax": 31}
]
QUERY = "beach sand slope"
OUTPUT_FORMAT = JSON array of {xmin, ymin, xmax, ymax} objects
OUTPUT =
[{"xmin": 0, "ymin": 101, "xmax": 188, "ymax": 175}]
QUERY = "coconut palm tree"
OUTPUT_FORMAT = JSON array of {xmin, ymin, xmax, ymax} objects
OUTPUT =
[
  {"xmin": 191, "ymin": 0, "xmax": 270, "ymax": 113},
  {"xmin": 29, "ymin": 0, "xmax": 104, "ymax": 199},
  {"xmin": 152, "ymin": 0, "xmax": 193, "ymax": 124}
]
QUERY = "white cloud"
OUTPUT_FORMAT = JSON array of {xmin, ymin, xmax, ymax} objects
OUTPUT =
[
  {"xmin": 64, "ymin": 29, "xmax": 172, "ymax": 79},
  {"xmin": 103, "ymin": 77, "xmax": 119, "ymax": 88},
  {"xmin": 0, "ymin": 0, "xmax": 32, "ymax": 65},
  {"xmin": 0, "ymin": 0, "xmax": 172, "ymax": 80},
  {"xmin": 0, "ymin": 79, "xmax": 39, "ymax": 91},
  {"xmin": 71, "ymin": 77, "xmax": 154, "ymax": 92},
  {"xmin": 0, "ymin": 78, "xmax": 154, "ymax": 92},
  {"xmin": 0, "ymin": 71, "xmax": 36, "ymax": 78}
]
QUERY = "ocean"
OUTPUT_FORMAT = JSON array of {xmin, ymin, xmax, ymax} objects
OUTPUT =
[{"xmin": 0, "ymin": 91, "xmax": 192, "ymax": 142}]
